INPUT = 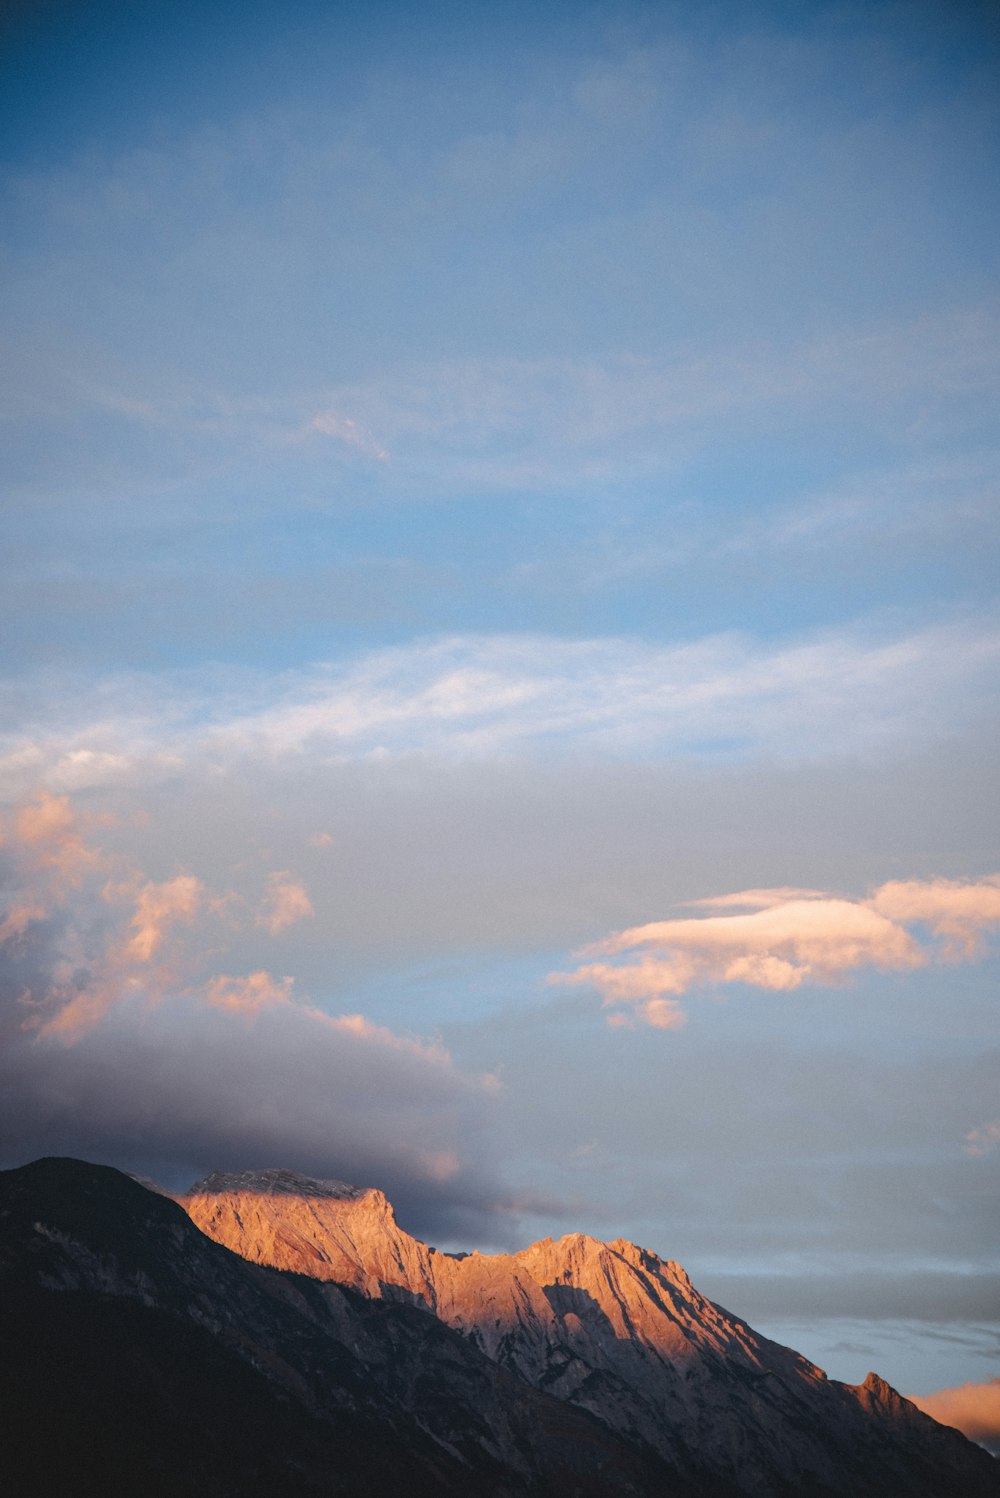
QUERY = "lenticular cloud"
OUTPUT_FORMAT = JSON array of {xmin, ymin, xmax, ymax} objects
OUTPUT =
[{"xmin": 552, "ymin": 878, "xmax": 1000, "ymax": 1028}]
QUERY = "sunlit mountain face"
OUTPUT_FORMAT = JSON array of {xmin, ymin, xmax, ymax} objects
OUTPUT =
[
  {"xmin": 2, "ymin": 0, "xmax": 999, "ymax": 1462},
  {"xmin": 2, "ymin": 1158, "xmax": 997, "ymax": 1498}
]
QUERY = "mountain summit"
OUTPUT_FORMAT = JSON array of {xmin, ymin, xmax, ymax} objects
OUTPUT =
[
  {"xmin": 1, "ymin": 1157, "xmax": 679, "ymax": 1498},
  {"xmin": 181, "ymin": 1166, "xmax": 998, "ymax": 1497}
]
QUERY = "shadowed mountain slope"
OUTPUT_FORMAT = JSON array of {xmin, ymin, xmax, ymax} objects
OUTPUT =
[
  {"xmin": 0, "ymin": 1158, "xmax": 712, "ymax": 1498},
  {"xmin": 182, "ymin": 1167, "xmax": 999, "ymax": 1498}
]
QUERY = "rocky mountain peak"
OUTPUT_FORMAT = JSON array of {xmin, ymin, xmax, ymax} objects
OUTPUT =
[
  {"xmin": 179, "ymin": 1168, "xmax": 416, "ymax": 1302},
  {"xmin": 8, "ymin": 1156, "xmax": 995, "ymax": 1498},
  {"xmin": 606, "ymin": 1235, "xmax": 696, "ymax": 1287},
  {"xmin": 184, "ymin": 1167, "xmax": 370, "ymax": 1201},
  {"xmin": 174, "ymin": 1166, "xmax": 999, "ymax": 1497},
  {"xmin": 856, "ymin": 1370, "xmax": 910, "ymax": 1412}
]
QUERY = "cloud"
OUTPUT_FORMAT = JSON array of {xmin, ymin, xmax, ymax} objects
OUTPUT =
[
  {"xmin": 909, "ymin": 1378, "xmax": 1000, "ymax": 1455},
  {"xmin": 0, "ymin": 796, "xmax": 315, "ymax": 1039},
  {"xmin": 0, "ymin": 897, "xmax": 48, "ymax": 945},
  {"xmin": 964, "ymin": 1121, "xmax": 1000, "ymax": 1157},
  {"xmin": 2, "ymin": 618, "xmax": 999, "ymax": 800},
  {"xmin": 24, "ymin": 869, "xmax": 207, "ymax": 1041},
  {"xmin": 0, "ymin": 798, "xmax": 276, "ymax": 1036},
  {"xmin": 0, "ymin": 991, "xmax": 505, "ymax": 1241},
  {"xmin": 310, "ymin": 408, "xmax": 389, "ymax": 462},
  {"xmin": 293, "ymin": 305, "xmax": 1000, "ymax": 493},
  {"xmin": 552, "ymin": 879, "xmax": 1000, "ymax": 1026},
  {"xmin": 0, "ymin": 792, "xmax": 511, "ymax": 1240},
  {"xmin": 36, "ymin": 979, "xmax": 128, "ymax": 1042},
  {"xmin": 871, "ymin": 878, "xmax": 1000, "ymax": 960},
  {"xmin": 322, "ymin": 1010, "xmax": 451, "ymax": 1066},
  {"xmin": 683, "ymin": 888, "xmax": 828, "ymax": 911},
  {"xmin": 611, "ymin": 994, "xmax": 687, "ymax": 1031},
  {"xmin": 204, "ymin": 970, "xmax": 294, "ymax": 1014},
  {"xmin": 10, "ymin": 792, "xmax": 100, "ymax": 884},
  {"xmin": 257, "ymin": 870, "xmax": 314, "ymax": 935},
  {"xmin": 118, "ymin": 874, "xmax": 204, "ymax": 961}
]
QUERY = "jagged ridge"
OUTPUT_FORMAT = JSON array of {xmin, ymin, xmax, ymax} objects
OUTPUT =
[
  {"xmin": 0, "ymin": 1157, "xmax": 697, "ymax": 1498},
  {"xmin": 181, "ymin": 1167, "xmax": 999, "ymax": 1498}
]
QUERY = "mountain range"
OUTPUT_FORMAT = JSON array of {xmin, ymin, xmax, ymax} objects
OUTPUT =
[{"xmin": 2, "ymin": 1157, "xmax": 996, "ymax": 1497}]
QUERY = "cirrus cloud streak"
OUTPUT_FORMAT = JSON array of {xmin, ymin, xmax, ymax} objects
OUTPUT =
[{"xmin": 1, "ymin": 617, "xmax": 999, "ymax": 801}]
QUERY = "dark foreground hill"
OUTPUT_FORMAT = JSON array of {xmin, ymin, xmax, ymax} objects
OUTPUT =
[
  {"xmin": 1, "ymin": 1158, "xmax": 996, "ymax": 1497},
  {"xmin": 0, "ymin": 1158, "xmax": 719, "ymax": 1498}
]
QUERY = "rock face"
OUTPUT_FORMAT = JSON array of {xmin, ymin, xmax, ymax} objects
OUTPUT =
[
  {"xmin": 0, "ymin": 1157, "xmax": 695, "ymax": 1498},
  {"xmin": 182, "ymin": 1168, "xmax": 999, "ymax": 1498},
  {"xmin": 182, "ymin": 1168, "xmax": 432, "ymax": 1302}
]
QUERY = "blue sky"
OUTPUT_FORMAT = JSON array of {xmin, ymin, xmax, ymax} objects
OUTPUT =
[{"xmin": 2, "ymin": 0, "xmax": 999, "ymax": 1419}]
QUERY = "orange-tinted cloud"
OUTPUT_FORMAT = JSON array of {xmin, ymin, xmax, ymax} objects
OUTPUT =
[
  {"xmin": 552, "ymin": 877, "xmax": 1000, "ymax": 1027},
  {"xmin": 2, "ymin": 795, "xmax": 460, "ymax": 1082},
  {"xmin": 205, "ymin": 970, "xmax": 294, "ymax": 1014},
  {"xmin": 46, "ymin": 875, "xmax": 235, "ymax": 1037},
  {"xmin": 964, "ymin": 1120, "xmax": 1000, "ymax": 1156},
  {"xmin": 605, "ymin": 995, "xmax": 686, "ymax": 1029},
  {"xmin": 420, "ymin": 1149, "xmax": 461, "ymax": 1182},
  {"xmin": 2, "ymin": 796, "xmax": 211, "ymax": 1038},
  {"xmin": 39, "ymin": 977, "xmax": 138, "ymax": 1040},
  {"xmin": 257, "ymin": 870, "xmax": 314, "ymax": 934},
  {"xmin": 120, "ymin": 875, "xmax": 204, "ymax": 961},
  {"xmin": 12, "ymin": 792, "xmax": 98, "ymax": 884},
  {"xmin": 871, "ymin": 876, "xmax": 1000, "ymax": 958},
  {"xmin": 37, "ymin": 875, "xmax": 204, "ymax": 1041},
  {"xmin": 909, "ymin": 1378, "xmax": 1000, "ymax": 1455},
  {"xmin": 683, "ymin": 887, "xmax": 828, "ymax": 911},
  {"xmin": 321, "ymin": 1009, "xmax": 451, "ymax": 1064},
  {"xmin": 0, "ymin": 897, "xmax": 48, "ymax": 944}
]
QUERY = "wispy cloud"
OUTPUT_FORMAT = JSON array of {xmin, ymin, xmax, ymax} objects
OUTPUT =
[
  {"xmin": 683, "ymin": 887, "xmax": 828, "ymax": 911},
  {"xmin": 310, "ymin": 408, "xmax": 389, "ymax": 462},
  {"xmin": 310, "ymin": 304, "xmax": 1000, "ymax": 489},
  {"xmin": 0, "ymin": 896, "xmax": 48, "ymax": 945},
  {"xmin": 963, "ymin": 1121, "xmax": 1000, "ymax": 1157},
  {"xmin": 1, "ymin": 617, "xmax": 998, "ymax": 797},
  {"xmin": 551, "ymin": 878, "xmax": 1000, "ymax": 1028},
  {"xmin": 7, "ymin": 293, "xmax": 997, "ymax": 502}
]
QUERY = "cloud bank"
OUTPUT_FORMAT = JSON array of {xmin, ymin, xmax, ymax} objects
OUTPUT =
[
  {"xmin": 552, "ymin": 879, "xmax": 1000, "ymax": 1028},
  {"xmin": 910, "ymin": 1378, "xmax": 1000, "ymax": 1456},
  {"xmin": 0, "ymin": 794, "xmax": 505, "ymax": 1240}
]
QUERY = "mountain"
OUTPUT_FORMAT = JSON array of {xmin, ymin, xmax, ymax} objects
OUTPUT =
[
  {"xmin": 181, "ymin": 1166, "xmax": 999, "ymax": 1498},
  {"xmin": 0, "ymin": 1157, "xmax": 710, "ymax": 1498},
  {"xmin": 1, "ymin": 1157, "xmax": 994, "ymax": 1497}
]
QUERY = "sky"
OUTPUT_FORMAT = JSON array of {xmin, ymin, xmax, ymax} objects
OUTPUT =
[{"xmin": 1, "ymin": 0, "xmax": 999, "ymax": 1439}]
